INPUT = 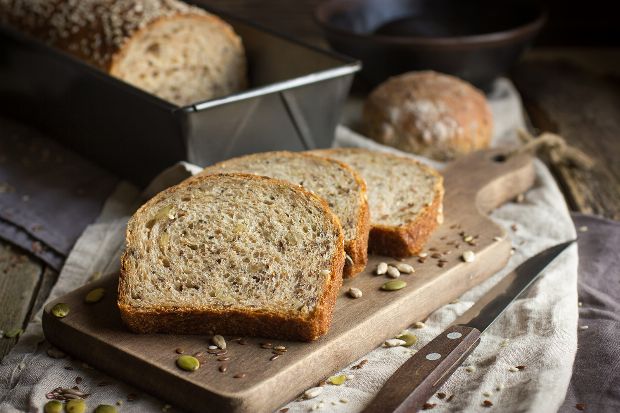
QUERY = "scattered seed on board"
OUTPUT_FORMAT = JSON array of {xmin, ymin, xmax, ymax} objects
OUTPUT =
[
  {"xmin": 274, "ymin": 345, "xmax": 287, "ymax": 351},
  {"xmin": 51, "ymin": 303, "xmax": 70, "ymax": 318},
  {"xmin": 304, "ymin": 387, "xmax": 323, "ymax": 399},
  {"xmin": 212, "ymin": 335, "xmax": 226, "ymax": 349},
  {"xmin": 576, "ymin": 403, "xmax": 586, "ymax": 411},
  {"xmin": 516, "ymin": 365, "xmax": 526, "ymax": 370},
  {"xmin": 578, "ymin": 226, "xmax": 588, "ymax": 233},
  {"xmin": 509, "ymin": 366, "xmax": 519, "ymax": 372},
  {"xmin": 352, "ymin": 359, "xmax": 368, "ymax": 369},
  {"xmin": 483, "ymin": 391, "xmax": 492, "ymax": 397},
  {"xmin": 348, "ymin": 287, "xmax": 363, "ymax": 299},
  {"xmin": 340, "ymin": 398, "xmax": 349, "ymax": 404},
  {"xmin": 437, "ymin": 392, "xmax": 446, "ymax": 399},
  {"xmin": 462, "ymin": 250, "xmax": 476, "ymax": 263},
  {"xmin": 413, "ymin": 321, "xmax": 426, "ymax": 329},
  {"xmin": 219, "ymin": 365, "xmax": 228, "ymax": 373},
  {"xmin": 328, "ymin": 374, "xmax": 347, "ymax": 385},
  {"xmin": 418, "ymin": 252, "xmax": 428, "ymax": 258},
  {"xmin": 387, "ymin": 265, "xmax": 401, "ymax": 278},
  {"xmin": 579, "ymin": 325, "xmax": 589, "ymax": 330},
  {"xmin": 376, "ymin": 262, "xmax": 388, "ymax": 275},
  {"xmin": 396, "ymin": 333, "xmax": 417, "ymax": 347},
  {"xmin": 84, "ymin": 287, "xmax": 106, "ymax": 304},
  {"xmin": 483, "ymin": 400, "xmax": 493, "ymax": 407},
  {"xmin": 496, "ymin": 384, "xmax": 505, "ymax": 391},
  {"xmin": 381, "ymin": 280, "xmax": 406, "ymax": 291},
  {"xmin": 261, "ymin": 342, "xmax": 273, "ymax": 349},
  {"xmin": 175, "ymin": 347, "xmax": 184, "ymax": 354},
  {"xmin": 176, "ymin": 355, "xmax": 200, "ymax": 372},
  {"xmin": 395, "ymin": 263, "xmax": 414, "ymax": 274},
  {"xmin": 270, "ymin": 354, "xmax": 280, "ymax": 361},
  {"xmin": 384, "ymin": 338, "xmax": 406, "ymax": 347},
  {"xmin": 208, "ymin": 345, "xmax": 218, "ymax": 350},
  {"xmin": 465, "ymin": 366, "xmax": 477, "ymax": 373},
  {"xmin": 422, "ymin": 402, "xmax": 436, "ymax": 410},
  {"xmin": 493, "ymin": 236, "xmax": 503, "ymax": 242},
  {"xmin": 233, "ymin": 373, "xmax": 246, "ymax": 379},
  {"xmin": 578, "ymin": 301, "xmax": 583, "ymax": 307}
]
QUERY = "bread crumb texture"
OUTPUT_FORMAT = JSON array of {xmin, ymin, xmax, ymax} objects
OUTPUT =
[{"xmin": 119, "ymin": 173, "xmax": 344, "ymax": 339}]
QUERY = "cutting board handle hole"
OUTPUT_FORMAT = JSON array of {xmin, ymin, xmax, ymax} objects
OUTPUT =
[{"xmin": 492, "ymin": 154, "xmax": 507, "ymax": 163}]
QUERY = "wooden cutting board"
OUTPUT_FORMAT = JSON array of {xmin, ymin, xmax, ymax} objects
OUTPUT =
[{"xmin": 43, "ymin": 149, "xmax": 535, "ymax": 413}]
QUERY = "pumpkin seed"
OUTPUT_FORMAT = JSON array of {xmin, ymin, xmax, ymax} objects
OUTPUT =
[
  {"xmin": 381, "ymin": 280, "xmax": 407, "ymax": 291},
  {"xmin": 94, "ymin": 405, "xmax": 117, "ymax": 413},
  {"xmin": 176, "ymin": 355, "xmax": 200, "ymax": 372},
  {"xmin": 3, "ymin": 327, "xmax": 23, "ymax": 338},
  {"xmin": 328, "ymin": 374, "xmax": 347, "ymax": 385},
  {"xmin": 84, "ymin": 288, "xmax": 105, "ymax": 304},
  {"xmin": 44, "ymin": 400, "xmax": 62, "ymax": 413},
  {"xmin": 396, "ymin": 333, "xmax": 417, "ymax": 347},
  {"xmin": 51, "ymin": 303, "xmax": 70, "ymax": 318},
  {"xmin": 395, "ymin": 263, "xmax": 414, "ymax": 274},
  {"xmin": 65, "ymin": 399, "xmax": 86, "ymax": 413},
  {"xmin": 212, "ymin": 334, "xmax": 226, "ymax": 349}
]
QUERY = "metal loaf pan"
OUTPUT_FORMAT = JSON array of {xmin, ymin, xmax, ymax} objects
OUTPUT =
[{"xmin": 0, "ymin": 6, "xmax": 360, "ymax": 186}]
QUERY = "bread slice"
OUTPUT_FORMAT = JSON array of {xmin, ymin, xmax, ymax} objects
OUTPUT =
[
  {"xmin": 118, "ymin": 173, "xmax": 345, "ymax": 341},
  {"xmin": 199, "ymin": 151, "xmax": 370, "ymax": 277},
  {"xmin": 310, "ymin": 148, "xmax": 444, "ymax": 257}
]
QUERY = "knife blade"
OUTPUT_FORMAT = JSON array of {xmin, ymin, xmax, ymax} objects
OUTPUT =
[{"xmin": 362, "ymin": 240, "xmax": 575, "ymax": 413}]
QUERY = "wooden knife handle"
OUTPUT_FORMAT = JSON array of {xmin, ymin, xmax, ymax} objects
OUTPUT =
[{"xmin": 362, "ymin": 325, "xmax": 481, "ymax": 413}]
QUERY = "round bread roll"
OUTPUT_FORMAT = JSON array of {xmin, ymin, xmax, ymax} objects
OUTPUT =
[
  {"xmin": 363, "ymin": 71, "xmax": 493, "ymax": 161},
  {"xmin": 0, "ymin": 0, "xmax": 246, "ymax": 107}
]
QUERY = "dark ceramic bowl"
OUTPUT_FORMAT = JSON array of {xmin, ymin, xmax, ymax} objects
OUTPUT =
[{"xmin": 315, "ymin": 0, "xmax": 546, "ymax": 90}]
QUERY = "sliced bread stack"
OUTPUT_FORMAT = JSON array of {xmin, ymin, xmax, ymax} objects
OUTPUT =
[
  {"xmin": 199, "ymin": 151, "xmax": 370, "ymax": 277},
  {"xmin": 119, "ymin": 173, "xmax": 345, "ymax": 341},
  {"xmin": 310, "ymin": 148, "xmax": 444, "ymax": 257}
]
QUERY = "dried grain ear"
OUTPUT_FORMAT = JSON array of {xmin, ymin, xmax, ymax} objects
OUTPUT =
[
  {"xmin": 309, "ymin": 148, "xmax": 444, "ymax": 257},
  {"xmin": 118, "ymin": 173, "xmax": 345, "ymax": 341},
  {"xmin": 200, "ymin": 151, "xmax": 369, "ymax": 277}
]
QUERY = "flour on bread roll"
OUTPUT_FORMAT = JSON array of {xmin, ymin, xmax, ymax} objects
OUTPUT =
[
  {"xmin": 363, "ymin": 71, "xmax": 493, "ymax": 161},
  {"xmin": 0, "ymin": 0, "xmax": 246, "ymax": 106}
]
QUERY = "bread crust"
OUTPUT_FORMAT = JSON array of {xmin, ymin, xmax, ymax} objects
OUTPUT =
[
  {"xmin": 363, "ymin": 71, "xmax": 493, "ymax": 161},
  {"xmin": 199, "ymin": 151, "xmax": 370, "ymax": 278},
  {"xmin": 0, "ymin": 0, "xmax": 246, "ymax": 105},
  {"xmin": 310, "ymin": 148, "xmax": 444, "ymax": 258},
  {"xmin": 118, "ymin": 173, "xmax": 345, "ymax": 341}
]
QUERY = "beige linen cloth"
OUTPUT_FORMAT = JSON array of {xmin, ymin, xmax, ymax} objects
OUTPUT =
[{"xmin": 0, "ymin": 79, "xmax": 578, "ymax": 413}]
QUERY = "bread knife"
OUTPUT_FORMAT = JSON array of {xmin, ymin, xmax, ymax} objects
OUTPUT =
[{"xmin": 362, "ymin": 240, "xmax": 575, "ymax": 413}]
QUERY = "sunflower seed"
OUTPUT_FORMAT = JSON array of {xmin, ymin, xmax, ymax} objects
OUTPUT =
[
  {"xmin": 386, "ymin": 266, "xmax": 400, "ymax": 278},
  {"xmin": 212, "ymin": 335, "xmax": 226, "ymax": 349},
  {"xmin": 376, "ymin": 262, "xmax": 388, "ymax": 275},
  {"xmin": 384, "ymin": 338, "xmax": 406, "ymax": 347},
  {"xmin": 304, "ymin": 387, "xmax": 323, "ymax": 399},
  {"xmin": 348, "ymin": 287, "xmax": 363, "ymax": 299},
  {"xmin": 462, "ymin": 250, "xmax": 476, "ymax": 263},
  {"xmin": 395, "ymin": 263, "xmax": 414, "ymax": 274}
]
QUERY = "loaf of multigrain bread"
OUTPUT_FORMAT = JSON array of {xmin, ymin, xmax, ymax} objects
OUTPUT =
[
  {"xmin": 118, "ymin": 173, "xmax": 345, "ymax": 341},
  {"xmin": 0, "ymin": 0, "xmax": 246, "ymax": 106},
  {"xmin": 200, "ymin": 151, "xmax": 369, "ymax": 277},
  {"xmin": 310, "ymin": 148, "xmax": 444, "ymax": 257}
]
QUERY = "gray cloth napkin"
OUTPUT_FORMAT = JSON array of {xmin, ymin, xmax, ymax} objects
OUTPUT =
[
  {"xmin": 0, "ymin": 79, "xmax": 579, "ymax": 413},
  {"xmin": 559, "ymin": 213, "xmax": 620, "ymax": 413},
  {"xmin": 0, "ymin": 116, "xmax": 118, "ymax": 270}
]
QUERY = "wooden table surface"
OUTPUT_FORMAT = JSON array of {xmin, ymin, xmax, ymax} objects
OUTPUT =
[{"xmin": 1, "ymin": 2, "xmax": 619, "ymax": 364}]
